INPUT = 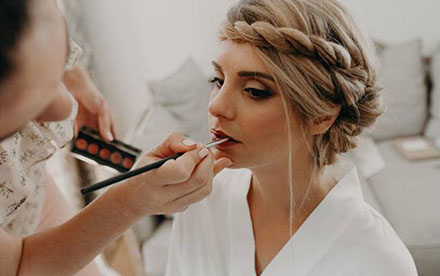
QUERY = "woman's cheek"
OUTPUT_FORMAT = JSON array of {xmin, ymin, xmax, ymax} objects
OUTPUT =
[{"xmin": 34, "ymin": 86, "xmax": 73, "ymax": 122}]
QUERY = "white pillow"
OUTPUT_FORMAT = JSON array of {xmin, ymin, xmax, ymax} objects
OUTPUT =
[
  {"xmin": 148, "ymin": 58, "xmax": 212, "ymax": 143},
  {"xmin": 371, "ymin": 40, "xmax": 428, "ymax": 140},
  {"xmin": 426, "ymin": 45, "xmax": 440, "ymax": 139},
  {"xmin": 349, "ymin": 136, "xmax": 386, "ymax": 179},
  {"xmin": 129, "ymin": 105, "xmax": 184, "ymax": 153}
]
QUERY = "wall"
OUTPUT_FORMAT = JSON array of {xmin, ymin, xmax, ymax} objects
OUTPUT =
[{"xmin": 339, "ymin": 0, "xmax": 440, "ymax": 55}]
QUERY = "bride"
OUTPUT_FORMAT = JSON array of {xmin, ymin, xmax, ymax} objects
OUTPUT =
[{"xmin": 165, "ymin": 0, "xmax": 417, "ymax": 275}]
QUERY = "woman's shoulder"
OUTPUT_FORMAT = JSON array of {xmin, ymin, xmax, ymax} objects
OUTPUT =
[{"xmin": 331, "ymin": 203, "xmax": 418, "ymax": 275}]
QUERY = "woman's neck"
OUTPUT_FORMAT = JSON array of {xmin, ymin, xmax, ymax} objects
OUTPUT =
[{"xmin": 248, "ymin": 157, "xmax": 337, "ymax": 228}]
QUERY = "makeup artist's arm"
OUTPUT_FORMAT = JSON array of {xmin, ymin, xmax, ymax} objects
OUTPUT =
[
  {"xmin": 1, "ymin": 133, "xmax": 233, "ymax": 276},
  {"xmin": 63, "ymin": 63, "xmax": 117, "ymax": 141}
]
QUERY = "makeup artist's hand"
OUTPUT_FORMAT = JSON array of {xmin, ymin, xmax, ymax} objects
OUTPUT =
[
  {"xmin": 63, "ymin": 64, "xmax": 117, "ymax": 141},
  {"xmin": 118, "ymin": 133, "xmax": 233, "ymax": 216}
]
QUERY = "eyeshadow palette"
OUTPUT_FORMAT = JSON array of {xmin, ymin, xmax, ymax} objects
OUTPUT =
[{"xmin": 71, "ymin": 127, "xmax": 142, "ymax": 172}]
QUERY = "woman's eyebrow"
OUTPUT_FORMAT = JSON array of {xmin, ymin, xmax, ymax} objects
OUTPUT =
[
  {"xmin": 237, "ymin": 71, "xmax": 274, "ymax": 82},
  {"xmin": 212, "ymin": 61, "xmax": 222, "ymax": 71},
  {"xmin": 211, "ymin": 61, "xmax": 274, "ymax": 82}
]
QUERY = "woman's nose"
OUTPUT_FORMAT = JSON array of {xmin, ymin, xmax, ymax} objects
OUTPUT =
[{"xmin": 208, "ymin": 86, "xmax": 235, "ymax": 120}]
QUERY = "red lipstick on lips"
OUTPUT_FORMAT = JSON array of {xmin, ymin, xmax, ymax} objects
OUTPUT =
[{"xmin": 211, "ymin": 129, "xmax": 241, "ymax": 147}]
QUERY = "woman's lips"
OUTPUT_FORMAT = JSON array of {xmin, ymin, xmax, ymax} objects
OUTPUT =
[
  {"xmin": 214, "ymin": 139, "xmax": 240, "ymax": 148},
  {"xmin": 211, "ymin": 129, "xmax": 241, "ymax": 148}
]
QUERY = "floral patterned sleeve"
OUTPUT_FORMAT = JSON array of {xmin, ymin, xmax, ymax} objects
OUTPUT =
[
  {"xmin": 37, "ymin": 91, "xmax": 79, "ymax": 148},
  {"xmin": 0, "ymin": 92, "xmax": 78, "ymax": 235},
  {"xmin": 0, "ymin": 0, "xmax": 84, "ymax": 235},
  {"xmin": 65, "ymin": 39, "xmax": 83, "ymax": 71},
  {"xmin": 55, "ymin": 0, "xmax": 84, "ymax": 71}
]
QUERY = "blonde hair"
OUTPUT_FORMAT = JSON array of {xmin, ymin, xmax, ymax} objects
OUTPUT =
[{"xmin": 219, "ymin": 0, "xmax": 383, "ymax": 171}]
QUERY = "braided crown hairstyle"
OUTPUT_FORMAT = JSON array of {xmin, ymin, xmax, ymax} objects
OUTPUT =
[{"xmin": 220, "ymin": 0, "xmax": 383, "ymax": 170}]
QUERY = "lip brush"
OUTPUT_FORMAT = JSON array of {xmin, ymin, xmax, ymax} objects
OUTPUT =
[{"xmin": 80, "ymin": 138, "xmax": 230, "ymax": 195}]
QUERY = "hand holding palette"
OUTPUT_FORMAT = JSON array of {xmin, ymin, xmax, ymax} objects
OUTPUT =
[{"xmin": 71, "ymin": 127, "xmax": 142, "ymax": 173}]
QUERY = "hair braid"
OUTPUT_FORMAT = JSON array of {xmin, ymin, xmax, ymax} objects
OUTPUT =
[{"xmin": 221, "ymin": 21, "xmax": 353, "ymax": 69}]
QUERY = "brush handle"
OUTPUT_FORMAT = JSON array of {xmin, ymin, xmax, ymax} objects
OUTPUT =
[{"xmin": 81, "ymin": 152, "xmax": 184, "ymax": 195}]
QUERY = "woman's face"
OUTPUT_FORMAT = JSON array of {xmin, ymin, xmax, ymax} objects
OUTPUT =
[
  {"xmin": 0, "ymin": 0, "xmax": 68, "ymax": 140},
  {"xmin": 208, "ymin": 40, "xmax": 307, "ymax": 169}
]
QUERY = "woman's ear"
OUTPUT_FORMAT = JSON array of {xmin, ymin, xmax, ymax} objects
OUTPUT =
[{"xmin": 310, "ymin": 105, "xmax": 341, "ymax": 135}]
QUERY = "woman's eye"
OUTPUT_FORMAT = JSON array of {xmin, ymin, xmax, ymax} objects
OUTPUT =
[
  {"xmin": 209, "ymin": 77, "xmax": 224, "ymax": 88},
  {"xmin": 208, "ymin": 78, "xmax": 273, "ymax": 100},
  {"xmin": 244, "ymin": 88, "xmax": 273, "ymax": 100}
]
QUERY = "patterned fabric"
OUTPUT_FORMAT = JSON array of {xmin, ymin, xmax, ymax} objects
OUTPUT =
[
  {"xmin": 0, "ymin": 93, "xmax": 78, "ymax": 236},
  {"xmin": 65, "ymin": 39, "xmax": 83, "ymax": 71},
  {"xmin": 56, "ymin": 0, "xmax": 84, "ymax": 72}
]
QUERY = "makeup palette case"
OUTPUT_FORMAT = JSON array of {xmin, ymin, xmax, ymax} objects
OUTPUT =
[{"xmin": 71, "ymin": 127, "xmax": 142, "ymax": 172}]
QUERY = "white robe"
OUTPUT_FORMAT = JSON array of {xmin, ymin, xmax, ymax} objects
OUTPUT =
[{"xmin": 165, "ymin": 160, "xmax": 418, "ymax": 276}]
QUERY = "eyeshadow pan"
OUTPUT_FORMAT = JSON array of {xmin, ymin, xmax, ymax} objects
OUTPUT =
[
  {"xmin": 75, "ymin": 138, "xmax": 88, "ymax": 150},
  {"xmin": 122, "ymin": 157, "xmax": 134, "ymax": 169},
  {"xmin": 87, "ymin": 143, "xmax": 99, "ymax": 155},
  {"xmin": 111, "ymin": 152, "xmax": 122, "ymax": 164},
  {"xmin": 99, "ymin": 148, "xmax": 111, "ymax": 159}
]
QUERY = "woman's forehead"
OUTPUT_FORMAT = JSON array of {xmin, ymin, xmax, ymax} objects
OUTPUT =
[{"xmin": 214, "ymin": 40, "xmax": 271, "ymax": 74}]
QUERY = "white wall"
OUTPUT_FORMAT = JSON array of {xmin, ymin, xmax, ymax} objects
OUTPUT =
[
  {"xmin": 79, "ymin": 0, "xmax": 153, "ymax": 136},
  {"xmin": 136, "ymin": 0, "xmax": 237, "ymax": 80},
  {"xmin": 138, "ymin": 0, "xmax": 440, "ymax": 80},
  {"xmin": 339, "ymin": 0, "xmax": 440, "ymax": 55},
  {"xmin": 79, "ymin": 0, "xmax": 440, "ymax": 136}
]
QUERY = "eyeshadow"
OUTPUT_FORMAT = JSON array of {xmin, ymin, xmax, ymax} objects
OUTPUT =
[
  {"xmin": 99, "ymin": 148, "xmax": 111, "ymax": 159},
  {"xmin": 122, "ymin": 157, "xmax": 134, "ymax": 169},
  {"xmin": 87, "ymin": 143, "xmax": 99, "ymax": 155},
  {"xmin": 75, "ymin": 138, "xmax": 88, "ymax": 150},
  {"xmin": 111, "ymin": 152, "xmax": 122, "ymax": 164},
  {"xmin": 71, "ymin": 127, "xmax": 142, "ymax": 173}
]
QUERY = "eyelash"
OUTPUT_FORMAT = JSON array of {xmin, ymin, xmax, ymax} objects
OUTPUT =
[{"xmin": 208, "ymin": 77, "xmax": 273, "ymax": 100}]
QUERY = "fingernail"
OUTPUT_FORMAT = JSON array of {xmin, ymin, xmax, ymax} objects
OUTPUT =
[
  {"xmin": 226, "ymin": 160, "xmax": 234, "ymax": 168},
  {"xmin": 199, "ymin": 147, "xmax": 209, "ymax": 158},
  {"xmin": 107, "ymin": 131, "xmax": 114, "ymax": 141},
  {"xmin": 182, "ymin": 138, "xmax": 197, "ymax": 146}
]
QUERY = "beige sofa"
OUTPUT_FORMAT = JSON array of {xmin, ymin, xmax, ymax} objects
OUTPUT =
[{"xmin": 358, "ymin": 40, "xmax": 440, "ymax": 276}]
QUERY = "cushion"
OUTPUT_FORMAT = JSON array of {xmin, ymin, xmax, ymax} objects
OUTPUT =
[
  {"xmin": 148, "ymin": 58, "xmax": 212, "ymax": 143},
  {"xmin": 349, "ymin": 136, "xmax": 386, "ymax": 179},
  {"xmin": 371, "ymin": 40, "xmax": 428, "ymax": 140},
  {"xmin": 129, "ymin": 105, "xmax": 184, "ymax": 153},
  {"xmin": 426, "ymin": 45, "xmax": 440, "ymax": 139}
]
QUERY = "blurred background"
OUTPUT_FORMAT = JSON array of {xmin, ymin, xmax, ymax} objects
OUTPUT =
[{"xmin": 49, "ymin": 1, "xmax": 440, "ymax": 275}]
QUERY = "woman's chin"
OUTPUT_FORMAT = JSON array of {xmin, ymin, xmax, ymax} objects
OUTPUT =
[{"xmin": 213, "ymin": 148, "xmax": 230, "ymax": 160}]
